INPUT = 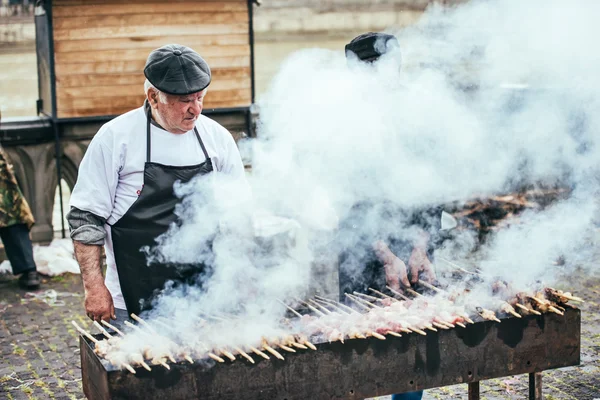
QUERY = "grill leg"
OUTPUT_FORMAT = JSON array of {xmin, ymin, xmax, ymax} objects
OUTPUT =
[
  {"xmin": 468, "ymin": 381, "xmax": 480, "ymax": 400},
  {"xmin": 529, "ymin": 372, "xmax": 542, "ymax": 400}
]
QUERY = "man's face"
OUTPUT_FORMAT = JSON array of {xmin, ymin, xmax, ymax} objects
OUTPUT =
[{"xmin": 149, "ymin": 89, "xmax": 207, "ymax": 134}]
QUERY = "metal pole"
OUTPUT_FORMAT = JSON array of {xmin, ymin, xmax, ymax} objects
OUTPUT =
[
  {"xmin": 468, "ymin": 381, "xmax": 480, "ymax": 400},
  {"xmin": 529, "ymin": 372, "xmax": 542, "ymax": 400},
  {"xmin": 52, "ymin": 121, "xmax": 65, "ymax": 238}
]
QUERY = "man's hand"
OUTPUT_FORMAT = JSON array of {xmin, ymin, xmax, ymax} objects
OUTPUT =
[
  {"xmin": 373, "ymin": 241, "xmax": 410, "ymax": 291},
  {"xmin": 73, "ymin": 241, "xmax": 115, "ymax": 322},
  {"xmin": 408, "ymin": 246, "xmax": 436, "ymax": 285},
  {"xmin": 84, "ymin": 285, "xmax": 115, "ymax": 322}
]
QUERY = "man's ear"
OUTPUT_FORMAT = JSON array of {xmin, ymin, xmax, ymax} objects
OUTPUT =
[{"xmin": 148, "ymin": 89, "xmax": 159, "ymax": 108}]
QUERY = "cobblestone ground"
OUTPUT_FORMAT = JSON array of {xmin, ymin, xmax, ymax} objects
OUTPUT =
[{"xmin": 0, "ymin": 272, "xmax": 598, "ymax": 400}]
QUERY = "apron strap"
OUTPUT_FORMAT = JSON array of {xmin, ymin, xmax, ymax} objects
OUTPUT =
[
  {"xmin": 193, "ymin": 127, "xmax": 210, "ymax": 160},
  {"xmin": 145, "ymin": 101, "xmax": 210, "ymax": 163},
  {"xmin": 146, "ymin": 102, "xmax": 152, "ymax": 163}
]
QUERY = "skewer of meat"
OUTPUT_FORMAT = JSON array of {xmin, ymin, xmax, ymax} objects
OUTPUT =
[
  {"xmin": 128, "ymin": 316, "xmax": 182, "ymax": 363},
  {"xmin": 353, "ymin": 292, "xmax": 385, "ymax": 303},
  {"xmin": 130, "ymin": 311, "xmax": 194, "ymax": 364},
  {"xmin": 308, "ymin": 299, "xmax": 335, "ymax": 315},
  {"xmin": 217, "ymin": 349, "xmax": 237, "ymax": 361},
  {"xmin": 512, "ymin": 294, "xmax": 542, "ymax": 315},
  {"xmin": 418, "ymin": 280, "xmax": 444, "ymax": 294},
  {"xmin": 315, "ymin": 295, "xmax": 384, "ymax": 340},
  {"xmin": 313, "ymin": 298, "xmax": 350, "ymax": 314},
  {"xmin": 284, "ymin": 335, "xmax": 308, "ymax": 350},
  {"xmin": 123, "ymin": 320, "xmax": 176, "ymax": 364},
  {"xmin": 261, "ymin": 339, "xmax": 285, "ymax": 360},
  {"xmin": 405, "ymin": 288, "xmax": 423, "ymax": 298},
  {"xmin": 348, "ymin": 293, "xmax": 381, "ymax": 309},
  {"xmin": 101, "ymin": 320, "xmax": 125, "ymax": 337},
  {"xmin": 92, "ymin": 320, "xmax": 113, "ymax": 339},
  {"xmin": 514, "ymin": 302, "xmax": 541, "ymax": 315},
  {"xmin": 545, "ymin": 288, "xmax": 584, "ymax": 304},
  {"xmin": 248, "ymin": 345, "xmax": 271, "ymax": 360},
  {"xmin": 437, "ymin": 257, "xmax": 481, "ymax": 276},
  {"xmin": 151, "ymin": 317, "xmax": 223, "ymax": 363},
  {"xmin": 93, "ymin": 322, "xmax": 153, "ymax": 371},
  {"xmin": 265, "ymin": 336, "xmax": 296, "ymax": 353},
  {"xmin": 476, "ymin": 307, "xmax": 501, "ymax": 323},
  {"xmin": 315, "ymin": 296, "xmax": 357, "ymax": 314},
  {"xmin": 527, "ymin": 295, "xmax": 564, "ymax": 315},
  {"xmin": 131, "ymin": 314, "xmax": 195, "ymax": 364},
  {"xmin": 71, "ymin": 321, "xmax": 137, "ymax": 373},
  {"xmin": 123, "ymin": 321, "xmax": 171, "ymax": 369},
  {"xmin": 344, "ymin": 293, "xmax": 373, "ymax": 312},
  {"xmin": 367, "ymin": 288, "xmax": 400, "ymax": 307},
  {"xmin": 233, "ymin": 346, "xmax": 255, "ymax": 364},
  {"xmin": 297, "ymin": 299, "xmax": 327, "ymax": 317},
  {"xmin": 71, "ymin": 321, "xmax": 102, "ymax": 345},
  {"xmin": 500, "ymin": 302, "xmax": 521, "ymax": 318},
  {"xmin": 296, "ymin": 334, "xmax": 317, "ymax": 350},
  {"xmin": 277, "ymin": 299, "xmax": 304, "ymax": 318},
  {"xmin": 386, "ymin": 286, "xmax": 411, "ymax": 301},
  {"xmin": 368, "ymin": 287, "xmax": 398, "ymax": 301},
  {"xmin": 279, "ymin": 299, "xmax": 335, "ymax": 348}
]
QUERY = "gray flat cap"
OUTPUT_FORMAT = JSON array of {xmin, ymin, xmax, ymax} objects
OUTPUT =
[{"xmin": 144, "ymin": 44, "xmax": 211, "ymax": 95}]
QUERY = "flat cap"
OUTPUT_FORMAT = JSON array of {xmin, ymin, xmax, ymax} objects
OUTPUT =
[
  {"xmin": 345, "ymin": 32, "xmax": 400, "ymax": 62},
  {"xmin": 144, "ymin": 44, "xmax": 211, "ymax": 95}
]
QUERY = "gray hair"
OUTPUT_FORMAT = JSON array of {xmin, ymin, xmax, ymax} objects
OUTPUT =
[{"xmin": 144, "ymin": 79, "xmax": 168, "ymax": 104}]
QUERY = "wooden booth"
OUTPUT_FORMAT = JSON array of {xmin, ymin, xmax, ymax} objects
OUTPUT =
[{"xmin": 35, "ymin": 0, "xmax": 255, "ymax": 124}]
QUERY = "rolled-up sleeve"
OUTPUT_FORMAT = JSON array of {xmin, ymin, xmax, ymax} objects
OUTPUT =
[{"xmin": 67, "ymin": 207, "xmax": 107, "ymax": 245}]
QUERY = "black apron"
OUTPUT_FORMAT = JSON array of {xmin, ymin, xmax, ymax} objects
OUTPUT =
[{"xmin": 110, "ymin": 106, "xmax": 213, "ymax": 315}]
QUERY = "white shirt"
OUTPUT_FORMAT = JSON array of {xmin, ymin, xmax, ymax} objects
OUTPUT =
[{"xmin": 69, "ymin": 106, "xmax": 246, "ymax": 310}]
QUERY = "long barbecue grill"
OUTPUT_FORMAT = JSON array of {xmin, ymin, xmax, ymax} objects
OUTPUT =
[{"xmin": 79, "ymin": 306, "xmax": 580, "ymax": 400}]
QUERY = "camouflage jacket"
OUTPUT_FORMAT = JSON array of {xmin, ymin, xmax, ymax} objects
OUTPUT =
[{"xmin": 0, "ymin": 146, "xmax": 35, "ymax": 229}]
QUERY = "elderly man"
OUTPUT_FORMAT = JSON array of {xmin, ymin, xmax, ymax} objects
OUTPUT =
[{"xmin": 67, "ymin": 45, "xmax": 246, "ymax": 325}]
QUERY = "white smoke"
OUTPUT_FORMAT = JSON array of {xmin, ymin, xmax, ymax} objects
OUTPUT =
[{"xmin": 131, "ymin": 0, "xmax": 599, "ymax": 351}]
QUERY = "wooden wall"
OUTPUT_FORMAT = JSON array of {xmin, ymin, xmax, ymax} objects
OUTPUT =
[{"xmin": 52, "ymin": 0, "xmax": 252, "ymax": 119}]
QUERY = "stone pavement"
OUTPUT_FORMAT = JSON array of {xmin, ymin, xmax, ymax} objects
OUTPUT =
[{"xmin": 0, "ymin": 272, "xmax": 599, "ymax": 400}]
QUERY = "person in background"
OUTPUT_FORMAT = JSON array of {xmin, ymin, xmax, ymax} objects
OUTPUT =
[
  {"xmin": 339, "ymin": 32, "xmax": 440, "ymax": 400},
  {"xmin": 0, "ymin": 110, "xmax": 41, "ymax": 290}
]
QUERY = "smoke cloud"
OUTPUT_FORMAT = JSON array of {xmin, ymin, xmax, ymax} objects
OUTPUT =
[{"xmin": 132, "ymin": 0, "xmax": 599, "ymax": 351}]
